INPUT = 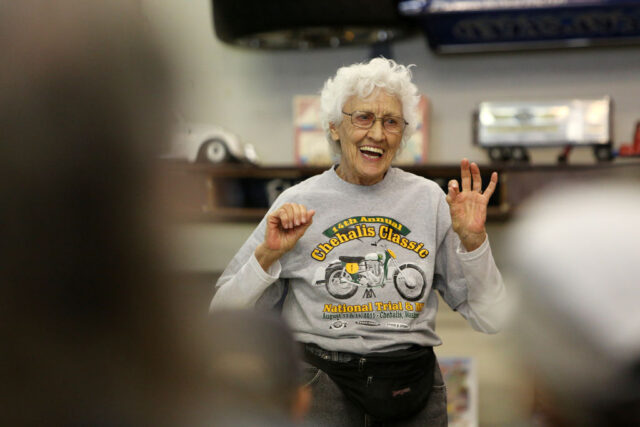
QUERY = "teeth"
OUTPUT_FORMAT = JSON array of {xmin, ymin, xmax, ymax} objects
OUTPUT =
[{"xmin": 360, "ymin": 146, "xmax": 384, "ymax": 155}]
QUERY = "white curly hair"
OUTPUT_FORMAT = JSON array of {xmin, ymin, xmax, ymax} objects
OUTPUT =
[{"xmin": 319, "ymin": 57, "xmax": 420, "ymax": 155}]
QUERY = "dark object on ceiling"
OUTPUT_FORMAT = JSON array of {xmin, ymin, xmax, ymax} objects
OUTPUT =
[
  {"xmin": 211, "ymin": 0, "xmax": 417, "ymax": 49},
  {"xmin": 399, "ymin": 0, "xmax": 640, "ymax": 54}
]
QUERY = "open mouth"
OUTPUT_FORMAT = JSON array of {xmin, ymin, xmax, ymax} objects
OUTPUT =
[{"xmin": 359, "ymin": 146, "xmax": 384, "ymax": 159}]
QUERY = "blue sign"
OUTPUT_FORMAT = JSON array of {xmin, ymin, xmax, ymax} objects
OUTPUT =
[{"xmin": 399, "ymin": 0, "xmax": 640, "ymax": 53}]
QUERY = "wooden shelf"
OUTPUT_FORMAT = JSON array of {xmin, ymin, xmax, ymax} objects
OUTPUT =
[{"xmin": 159, "ymin": 160, "xmax": 640, "ymax": 223}]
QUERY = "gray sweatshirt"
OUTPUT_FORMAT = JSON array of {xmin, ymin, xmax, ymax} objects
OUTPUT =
[{"xmin": 210, "ymin": 166, "xmax": 506, "ymax": 354}]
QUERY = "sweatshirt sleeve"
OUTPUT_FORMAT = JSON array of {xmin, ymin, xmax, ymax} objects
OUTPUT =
[
  {"xmin": 433, "ymin": 196, "xmax": 507, "ymax": 334},
  {"xmin": 451, "ymin": 237, "xmax": 507, "ymax": 333},
  {"xmin": 208, "ymin": 218, "xmax": 282, "ymax": 311}
]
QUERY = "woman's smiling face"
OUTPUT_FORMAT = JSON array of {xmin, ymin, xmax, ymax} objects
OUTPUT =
[{"xmin": 330, "ymin": 89, "xmax": 404, "ymax": 186}]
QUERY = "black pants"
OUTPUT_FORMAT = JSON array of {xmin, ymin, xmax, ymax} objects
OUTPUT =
[{"xmin": 300, "ymin": 344, "xmax": 447, "ymax": 427}]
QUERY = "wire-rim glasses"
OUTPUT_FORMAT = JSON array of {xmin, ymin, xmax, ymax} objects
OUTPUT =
[{"xmin": 342, "ymin": 110, "xmax": 407, "ymax": 134}]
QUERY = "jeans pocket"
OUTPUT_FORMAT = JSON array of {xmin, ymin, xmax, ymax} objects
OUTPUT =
[
  {"xmin": 301, "ymin": 360, "xmax": 322, "ymax": 387},
  {"xmin": 423, "ymin": 362, "xmax": 448, "ymax": 425},
  {"xmin": 424, "ymin": 382, "xmax": 448, "ymax": 424}
]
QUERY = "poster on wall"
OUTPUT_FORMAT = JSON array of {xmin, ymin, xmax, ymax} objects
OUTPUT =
[
  {"xmin": 440, "ymin": 356, "xmax": 478, "ymax": 427},
  {"xmin": 294, "ymin": 95, "xmax": 430, "ymax": 166}
]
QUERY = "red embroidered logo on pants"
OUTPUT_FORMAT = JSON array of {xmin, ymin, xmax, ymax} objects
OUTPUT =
[{"xmin": 392, "ymin": 387, "xmax": 411, "ymax": 397}]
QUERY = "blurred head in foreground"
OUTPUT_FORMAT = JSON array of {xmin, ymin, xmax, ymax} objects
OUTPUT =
[
  {"xmin": 506, "ymin": 179, "xmax": 640, "ymax": 426},
  {"xmin": 0, "ymin": 1, "xmax": 213, "ymax": 424},
  {"xmin": 206, "ymin": 309, "xmax": 311, "ymax": 425}
]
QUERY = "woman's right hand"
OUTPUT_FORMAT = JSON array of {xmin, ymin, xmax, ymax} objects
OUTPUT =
[{"xmin": 255, "ymin": 203, "xmax": 315, "ymax": 271}]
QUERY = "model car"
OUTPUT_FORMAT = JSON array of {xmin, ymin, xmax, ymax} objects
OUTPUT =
[{"xmin": 162, "ymin": 121, "xmax": 258, "ymax": 164}]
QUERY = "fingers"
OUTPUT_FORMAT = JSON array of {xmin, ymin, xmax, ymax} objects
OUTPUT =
[
  {"xmin": 470, "ymin": 162, "xmax": 482, "ymax": 192},
  {"xmin": 275, "ymin": 204, "xmax": 292, "ymax": 229},
  {"xmin": 306, "ymin": 209, "xmax": 316, "ymax": 223},
  {"xmin": 460, "ymin": 158, "xmax": 471, "ymax": 192},
  {"xmin": 273, "ymin": 203, "xmax": 315, "ymax": 230},
  {"xmin": 446, "ymin": 179, "xmax": 459, "ymax": 205},
  {"xmin": 460, "ymin": 159, "xmax": 492, "ymax": 195},
  {"xmin": 295, "ymin": 205, "xmax": 315, "ymax": 226},
  {"xmin": 291, "ymin": 203, "xmax": 303, "ymax": 227},
  {"xmin": 483, "ymin": 171, "xmax": 498, "ymax": 199}
]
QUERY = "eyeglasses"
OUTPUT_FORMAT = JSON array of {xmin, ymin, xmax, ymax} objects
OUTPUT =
[{"xmin": 342, "ymin": 110, "xmax": 407, "ymax": 134}]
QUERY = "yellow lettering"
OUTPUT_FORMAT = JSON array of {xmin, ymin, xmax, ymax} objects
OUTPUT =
[
  {"xmin": 319, "ymin": 243, "xmax": 333, "ymax": 253},
  {"xmin": 336, "ymin": 232, "xmax": 350, "ymax": 243},
  {"xmin": 366, "ymin": 226, "xmax": 376, "ymax": 237},
  {"xmin": 312, "ymin": 249, "xmax": 326, "ymax": 261}
]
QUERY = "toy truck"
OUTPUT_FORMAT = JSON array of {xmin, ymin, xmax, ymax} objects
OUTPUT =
[{"xmin": 474, "ymin": 97, "xmax": 613, "ymax": 163}]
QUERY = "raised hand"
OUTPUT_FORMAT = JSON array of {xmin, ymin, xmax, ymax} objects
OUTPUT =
[
  {"xmin": 446, "ymin": 159, "xmax": 498, "ymax": 252},
  {"xmin": 256, "ymin": 203, "xmax": 315, "ymax": 271}
]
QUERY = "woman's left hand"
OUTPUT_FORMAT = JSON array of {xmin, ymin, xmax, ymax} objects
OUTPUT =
[{"xmin": 446, "ymin": 159, "xmax": 498, "ymax": 252}]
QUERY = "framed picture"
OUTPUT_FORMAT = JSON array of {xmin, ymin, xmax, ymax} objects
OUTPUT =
[
  {"xmin": 294, "ymin": 95, "xmax": 430, "ymax": 166},
  {"xmin": 440, "ymin": 356, "xmax": 478, "ymax": 427}
]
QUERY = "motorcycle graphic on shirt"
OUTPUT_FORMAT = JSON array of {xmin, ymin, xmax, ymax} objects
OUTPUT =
[{"xmin": 323, "ymin": 242, "xmax": 427, "ymax": 301}]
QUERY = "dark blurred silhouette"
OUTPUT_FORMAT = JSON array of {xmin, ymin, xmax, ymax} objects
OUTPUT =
[
  {"xmin": 0, "ymin": 1, "xmax": 215, "ymax": 424},
  {"xmin": 206, "ymin": 309, "xmax": 311, "ymax": 426},
  {"xmin": 506, "ymin": 177, "xmax": 640, "ymax": 426}
]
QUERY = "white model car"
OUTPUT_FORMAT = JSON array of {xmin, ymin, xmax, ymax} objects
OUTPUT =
[{"xmin": 163, "ymin": 121, "xmax": 259, "ymax": 164}]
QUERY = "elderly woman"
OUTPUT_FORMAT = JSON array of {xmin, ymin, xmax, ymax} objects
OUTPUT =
[{"xmin": 211, "ymin": 58, "xmax": 506, "ymax": 426}]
